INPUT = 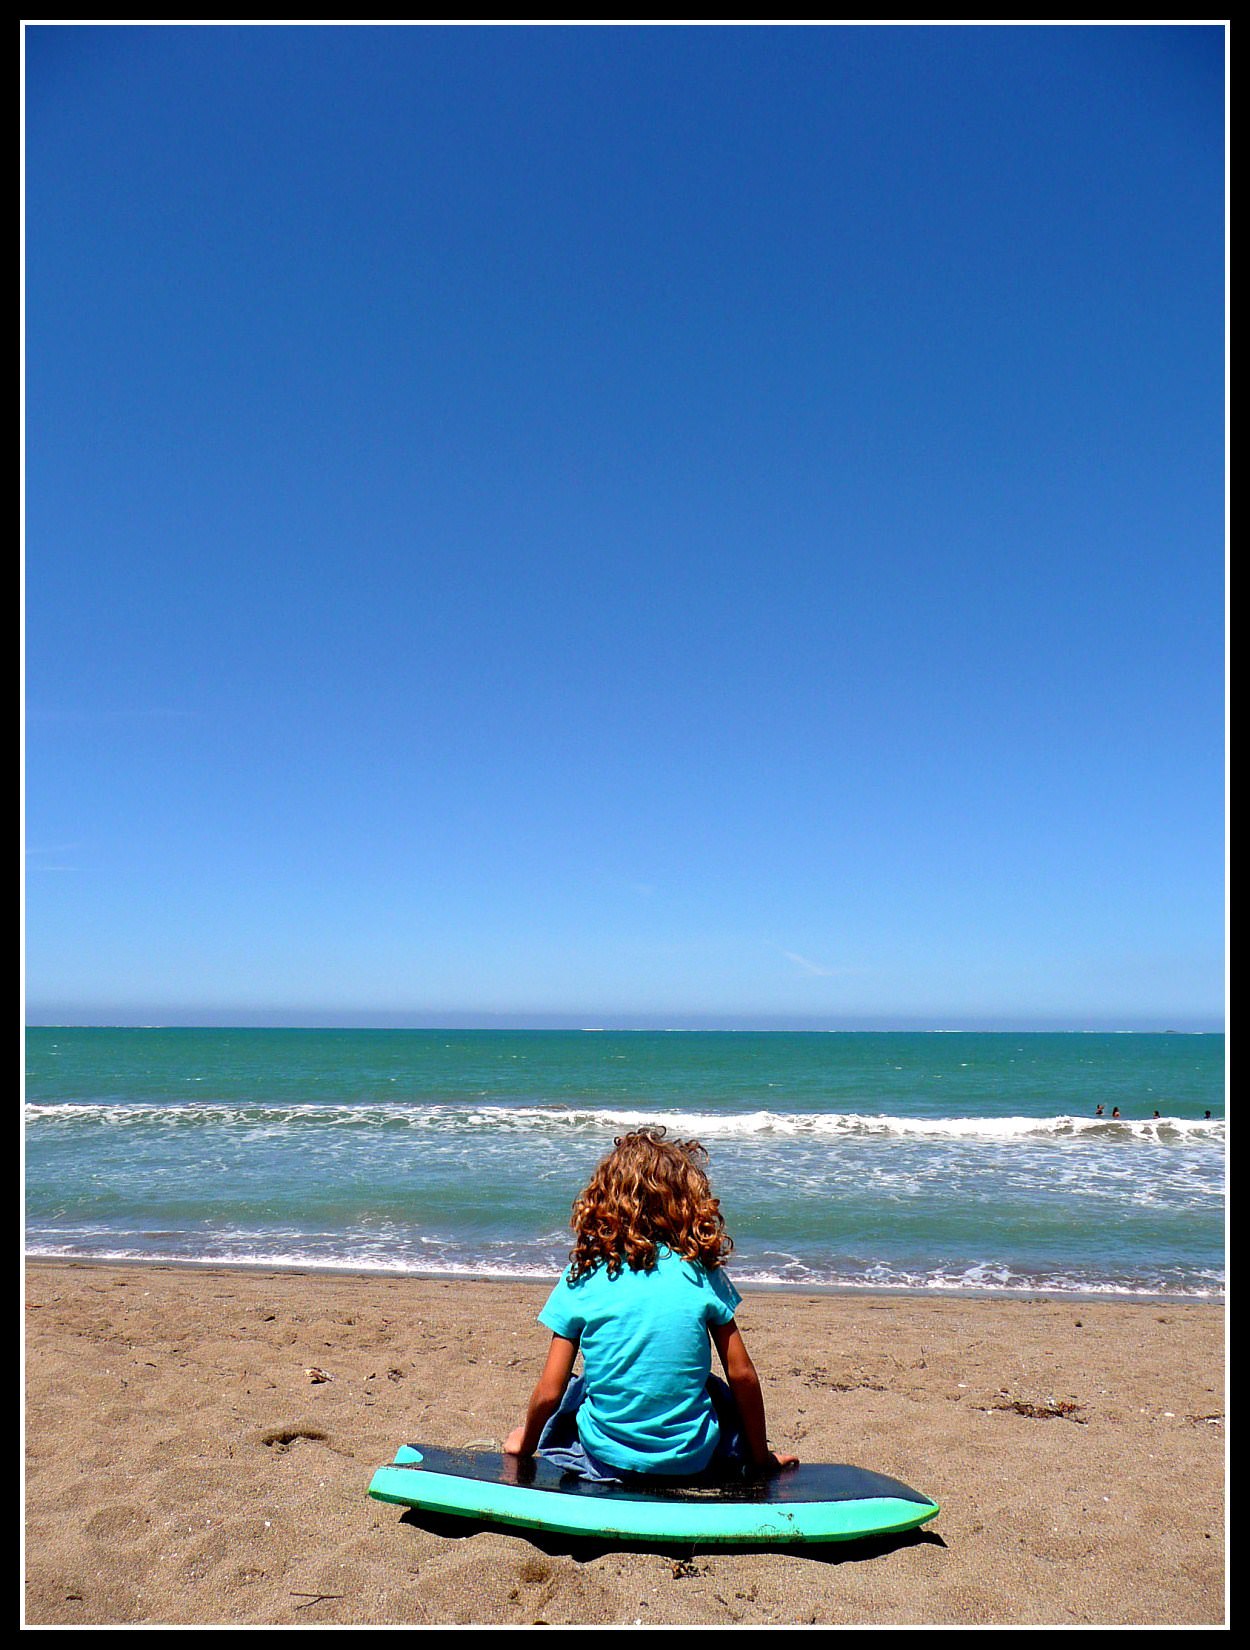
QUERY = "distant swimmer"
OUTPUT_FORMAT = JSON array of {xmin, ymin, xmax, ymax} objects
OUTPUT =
[
  {"xmin": 1152, "ymin": 1110, "xmax": 1161, "ymax": 1119},
  {"xmin": 1095, "ymin": 1105, "xmax": 1104, "ymax": 1116},
  {"xmin": 1111, "ymin": 1107, "xmax": 1121, "ymax": 1119}
]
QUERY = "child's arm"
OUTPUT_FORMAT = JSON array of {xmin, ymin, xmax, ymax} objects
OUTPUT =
[
  {"xmin": 710, "ymin": 1318, "xmax": 799, "ymax": 1473},
  {"xmin": 503, "ymin": 1334, "xmax": 579, "ymax": 1458}
]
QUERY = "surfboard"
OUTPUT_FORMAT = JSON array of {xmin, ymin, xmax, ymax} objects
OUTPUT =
[{"xmin": 368, "ymin": 1444, "xmax": 939, "ymax": 1544}]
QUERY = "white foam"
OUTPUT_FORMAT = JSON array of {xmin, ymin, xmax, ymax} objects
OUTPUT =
[
  {"xmin": 24, "ymin": 1099, "xmax": 1227, "ymax": 1148},
  {"xmin": 21, "ymin": 1241, "xmax": 1225, "ymax": 1299}
]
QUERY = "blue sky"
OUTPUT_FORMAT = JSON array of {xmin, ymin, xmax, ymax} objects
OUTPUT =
[{"xmin": 24, "ymin": 24, "xmax": 1226, "ymax": 1029}]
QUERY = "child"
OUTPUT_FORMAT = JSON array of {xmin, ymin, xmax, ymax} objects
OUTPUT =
[{"xmin": 504, "ymin": 1126, "xmax": 798, "ymax": 1480}]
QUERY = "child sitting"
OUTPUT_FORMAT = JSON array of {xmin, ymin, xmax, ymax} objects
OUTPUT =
[{"xmin": 504, "ymin": 1126, "xmax": 798, "ymax": 1481}]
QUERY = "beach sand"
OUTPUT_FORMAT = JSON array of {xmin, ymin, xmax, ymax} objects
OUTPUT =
[{"xmin": 24, "ymin": 1261, "xmax": 1225, "ymax": 1627}]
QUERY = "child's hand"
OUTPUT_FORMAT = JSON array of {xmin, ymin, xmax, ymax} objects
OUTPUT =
[
  {"xmin": 503, "ymin": 1426, "xmax": 530, "ymax": 1456},
  {"xmin": 749, "ymin": 1450, "xmax": 799, "ymax": 1474}
]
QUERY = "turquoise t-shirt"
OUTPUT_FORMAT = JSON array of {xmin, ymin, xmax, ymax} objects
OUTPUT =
[{"xmin": 538, "ymin": 1249, "xmax": 742, "ymax": 1476}]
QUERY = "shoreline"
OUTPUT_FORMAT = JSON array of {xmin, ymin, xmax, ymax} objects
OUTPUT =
[
  {"xmin": 23, "ymin": 1250, "xmax": 1225, "ymax": 1307},
  {"xmin": 25, "ymin": 1259, "xmax": 1225, "ymax": 1625}
]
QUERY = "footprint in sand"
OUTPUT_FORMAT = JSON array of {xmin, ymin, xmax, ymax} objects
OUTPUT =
[
  {"xmin": 82, "ymin": 1504, "xmax": 152, "ymax": 1549},
  {"xmin": 259, "ymin": 1426, "xmax": 330, "ymax": 1453}
]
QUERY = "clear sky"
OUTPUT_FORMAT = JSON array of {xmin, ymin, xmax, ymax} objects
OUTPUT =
[{"xmin": 23, "ymin": 24, "xmax": 1226, "ymax": 1030}]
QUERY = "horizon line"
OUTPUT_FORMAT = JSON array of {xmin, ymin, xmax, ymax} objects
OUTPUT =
[{"xmin": 24, "ymin": 1018, "xmax": 1226, "ymax": 1035}]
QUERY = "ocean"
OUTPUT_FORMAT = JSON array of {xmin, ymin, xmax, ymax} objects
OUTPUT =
[{"xmin": 24, "ymin": 1027, "xmax": 1225, "ymax": 1299}]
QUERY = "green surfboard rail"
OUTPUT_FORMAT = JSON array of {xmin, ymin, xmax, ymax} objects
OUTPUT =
[{"xmin": 368, "ymin": 1446, "xmax": 939, "ymax": 1545}]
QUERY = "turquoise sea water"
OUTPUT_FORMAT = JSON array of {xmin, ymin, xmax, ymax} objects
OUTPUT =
[{"xmin": 25, "ymin": 1028, "xmax": 1225, "ymax": 1298}]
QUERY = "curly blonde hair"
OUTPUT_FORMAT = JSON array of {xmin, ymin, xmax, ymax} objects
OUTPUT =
[{"xmin": 568, "ymin": 1126, "xmax": 732, "ymax": 1281}]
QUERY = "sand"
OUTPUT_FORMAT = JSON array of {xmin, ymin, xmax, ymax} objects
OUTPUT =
[{"xmin": 23, "ymin": 1260, "xmax": 1225, "ymax": 1627}]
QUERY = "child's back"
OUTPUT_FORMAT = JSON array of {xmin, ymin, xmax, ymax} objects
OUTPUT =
[{"xmin": 539, "ymin": 1244, "xmax": 740, "ymax": 1474}]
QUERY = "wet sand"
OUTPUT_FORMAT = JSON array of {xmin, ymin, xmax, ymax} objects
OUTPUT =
[{"xmin": 24, "ymin": 1261, "xmax": 1225, "ymax": 1626}]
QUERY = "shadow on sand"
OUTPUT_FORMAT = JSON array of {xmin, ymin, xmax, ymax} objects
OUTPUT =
[{"xmin": 396, "ymin": 1505, "xmax": 946, "ymax": 1566}]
